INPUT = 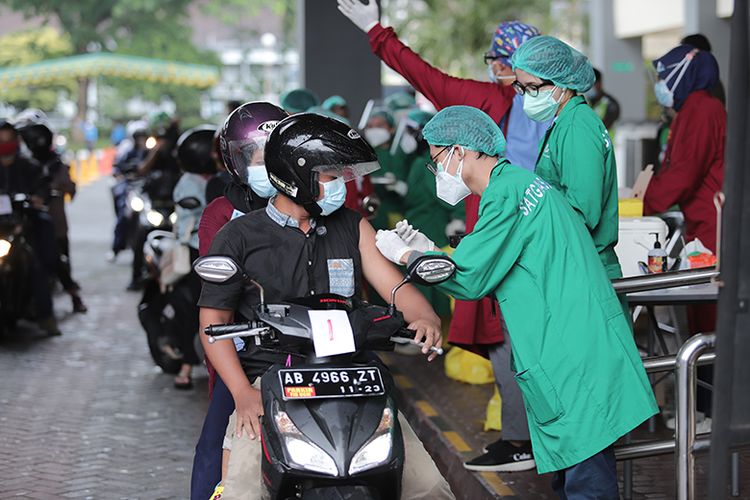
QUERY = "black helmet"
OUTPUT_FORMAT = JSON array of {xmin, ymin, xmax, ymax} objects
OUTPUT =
[
  {"xmin": 176, "ymin": 125, "xmax": 217, "ymax": 174},
  {"xmin": 264, "ymin": 113, "xmax": 380, "ymax": 217},
  {"xmin": 18, "ymin": 123, "xmax": 53, "ymax": 157},
  {"xmin": 219, "ymin": 101, "xmax": 288, "ymax": 186}
]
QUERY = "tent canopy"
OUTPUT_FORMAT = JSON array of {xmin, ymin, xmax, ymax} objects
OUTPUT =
[{"xmin": 0, "ymin": 53, "xmax": 218, "ymax": 89}]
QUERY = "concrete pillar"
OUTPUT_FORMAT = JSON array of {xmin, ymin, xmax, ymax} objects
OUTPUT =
[
  {"xmin": 297, "ymin": 0, "xmax": 382, "ymax": 123},
  {"xmin": 590, "ymin": 0, "xmax": 646, "ymax": 123},
  {"xmin": 684, "ymin": 0, "xmax": 731, "ymax": 87}
]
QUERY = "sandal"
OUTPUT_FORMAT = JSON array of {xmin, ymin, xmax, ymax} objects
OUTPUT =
[{"xmin": 174, "ymin": 373, "xmax": 193, "ymax": 390}]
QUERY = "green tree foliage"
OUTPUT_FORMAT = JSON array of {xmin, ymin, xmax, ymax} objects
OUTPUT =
[
  {"xmin": 0, "ymin": 27, "xmax": 75, "ymax": 110},
  {"xmin": 383, "ymin": 0, "xmax": 553, "ymax": 78},
  {"xmin": 0, "ymin": 0, "xmax": 201, "ymax": 125},
  {"xmin": 203, "ymin": 0, "xmax": 297, "ymax": 50}
]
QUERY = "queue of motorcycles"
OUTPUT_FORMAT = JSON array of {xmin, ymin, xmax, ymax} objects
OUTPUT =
[{"xmin": 193, "ymin": 253, "xmax": 454, "ymax": 499}]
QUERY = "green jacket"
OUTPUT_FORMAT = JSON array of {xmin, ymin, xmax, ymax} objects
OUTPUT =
[
  {"xmin": 370, "ymin": 146, "xmax": 409, "ymax": 230},
  {"xmin": 431, "ymin": 161, "xmax": 657, "ymax": 473},
  {"xmin": 535, "ymin": 95, "xmax": 622, "ymax": 279}
]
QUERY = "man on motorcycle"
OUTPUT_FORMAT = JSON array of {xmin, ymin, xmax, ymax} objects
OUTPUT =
[
  {"xmin": 168, "ymin": 125, "xmax": 217, "ymax": 389},
  {"xmin": 16, "ymin": 114, "xmax": 87, "ymax": 313},
  {"xmin": 191, "ymin": 102, "xmax": 289, "ymax": 500},
  {"xmin": 0, "ymin": 120, "xmax": 61, "ymax": 335},
  {"xmin": 128, "ymin": 113, "xmax": 181, "ymax": 290},
  {"xmin": 109, "ymin": 126, "xmax": 149, "ymax": 262},
  {"xmin": 197, "ymin": 113, "xmax": 454, "ymax": 499}
]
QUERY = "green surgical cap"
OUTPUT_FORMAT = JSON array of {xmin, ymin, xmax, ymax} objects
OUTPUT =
[
  {"xmin": 280, "ymin": 88, "xmax": 319, "ymax": 113},
  {"xmin": 385, "ymin": 91, "xmax": 416, "ymax": 111},
  {"xmin": 369, "ymin": 108, "xmax": 395, "ymax": 128},
  {"xmin": 510, "ymin": 35, "xmax": 595, "ymax": 93},
  {"xmin": 422, "ymin": 105, "xmax": 505, "ymax": 157},
  {"xmin": 406, "ymin": 109, "xmax": 434, "ymax": 129},
  {"xmin": 308, "ymin": 105, "xmax": 351, "ymax": 126},
  {"xmin": 321, "ymin": 95, "xmax": 347, "ymax": 110}
]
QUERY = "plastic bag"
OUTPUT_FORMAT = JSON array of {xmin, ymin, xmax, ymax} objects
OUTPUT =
[{"xmin": 444, "ymin": 347, "xmax": 494, "ymax": 385}]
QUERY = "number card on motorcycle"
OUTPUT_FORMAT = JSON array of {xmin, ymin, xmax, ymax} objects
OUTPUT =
[{"xmin": 308, "ymin": 310, "xmax": 356, "ymax": 358}]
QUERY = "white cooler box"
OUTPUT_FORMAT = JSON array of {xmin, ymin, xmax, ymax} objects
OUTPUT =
[{"xmin": 615, "ymin": 217, "xmax": 668, "ymax": 277}]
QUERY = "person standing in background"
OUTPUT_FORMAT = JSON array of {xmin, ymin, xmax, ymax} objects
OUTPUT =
[{"xmin": 586, "ymin": 68, "xmax": 621, "ymax": 133}]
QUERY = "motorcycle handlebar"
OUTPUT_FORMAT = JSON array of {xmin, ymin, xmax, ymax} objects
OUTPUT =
[
  {"xmin": 205, "ymin": 322, "xmax": 255, "ymax": 336},
  {"xmin": 390, "ymin": 327, "xmax": 444, "ymax": 356}
]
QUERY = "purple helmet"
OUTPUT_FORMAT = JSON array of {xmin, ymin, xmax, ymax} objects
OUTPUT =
[{"xmin": 219, "ymin": 101, "xmax": 288, "ymax": 186}]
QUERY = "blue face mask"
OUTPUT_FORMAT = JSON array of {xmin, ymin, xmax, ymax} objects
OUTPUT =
[
  {"xmin": 654, "ymin": 81, "xmax": 674, "ymax": 108},
  {"xmin": 246, "ymin": 165, "xmax": 277, "ymax": 199},
  {"xmin": 317, "ymin": 177, "xmax": 347, "ymax": 216}
]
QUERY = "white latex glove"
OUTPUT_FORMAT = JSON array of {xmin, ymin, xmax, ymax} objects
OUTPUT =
[
  {"xmin": 445, "ymin": 218, "xmax": 466, "ymax": 238},
  {"xmin": 375, "ymin": 229, "xmax": 411, "ymax": 265},
  {"xmin": 395, "ymin": 219, "xmax": 436, "ymax": 253},
  {"xmin": 337, "ymin": 0, "xmax": 379, "ymax": 33}
]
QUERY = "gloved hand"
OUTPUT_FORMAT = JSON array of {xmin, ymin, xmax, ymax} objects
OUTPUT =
[
  {"xmin": 395, "ymin": 219, "xmax": 436, "ymax": 252},
  {"xmin": 445, "ymin": 218, "xmax": 466, "ymax": 238},
  {"xmin": 337, "ymin": 0, "xmax": 379, "ymax": 33},
  {"xmin": 375, "ymin": 229, "xmax": 411, "ymax": 265}
]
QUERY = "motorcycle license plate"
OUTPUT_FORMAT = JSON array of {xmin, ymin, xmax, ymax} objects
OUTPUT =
[{"xmin": 278, "ymin": 367, "xmax": 385, "ymax": 400}]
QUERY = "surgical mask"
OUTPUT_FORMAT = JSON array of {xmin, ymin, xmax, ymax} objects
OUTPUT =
[
  {"xmin": 435, "ymin": 147, "xmax": 471, "ymax": 206},
  {"xmin": 246, "ymin": 165, "xmax": 277, "ymax": 199},
  {"xmin": 487, "ymin": 64, "xmax": 515, "ymax": 84},
  {"xmin": 654, "ymin": 81, "xmax": 674, "ymax": 108},
  {"xmin": 364, "ymin": 127, "xmax": 391, "ymax": 148},
  {"xmin": 653, "ymin": 50, "xmax": 696, "ymax": 109},
  {"xmin": 400, "ymin": 133, "xmax": 418, "ymax": 154},
  {"xmin": 317, "ymin": 177, "xmax": 347, "ymax": 216},
  {"xmin": 523, "ymin": 87, "xmax": 562, "ymax": 122}
]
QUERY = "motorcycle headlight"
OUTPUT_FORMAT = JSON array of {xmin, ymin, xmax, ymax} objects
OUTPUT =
[
  {"xmin": 146, "ymin": 210, "xmax": 165, "ymax": 227},
  {"xmin": 274, "ymin": 410, "xmax": 338, "ymax": 476},
  {"xmin": 169, "ymin": 212, "xmax": 177, "ymax": 225},
  {"xmin": 348, "ymin": 407, "xmax": 394, "ymax": 475},
  {"xmin": 0, "ymin": 239, "xmax": 11, "ymax": 258},
  {"xmin": 129, "ymin": 196, "xmax": 145, "ymax": 213}
]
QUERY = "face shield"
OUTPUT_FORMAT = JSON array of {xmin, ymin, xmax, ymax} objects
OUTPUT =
[
  {"xmin": 312, "ymin": 160, "xmax": 381, "ymax": 183},
  {"xmin": 228, "ymin": 135, "xmax": 267, "ymax": 184}
]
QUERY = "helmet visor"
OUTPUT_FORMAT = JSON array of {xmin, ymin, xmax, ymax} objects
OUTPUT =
[
  {"xmin": 228, "ymin": 136, "xmax": 267, "ymax": 183},
  {"xmin": 312, "ymin": 160, "xmax": 381, "ymax": 182}
]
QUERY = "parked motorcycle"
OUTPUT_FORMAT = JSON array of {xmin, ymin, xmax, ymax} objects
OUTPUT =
[{"xmin": 193, "ymin": 253, "xmax": 455, "ymax": 499}]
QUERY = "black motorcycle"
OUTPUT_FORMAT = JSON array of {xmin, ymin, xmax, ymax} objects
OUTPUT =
[
  {"xmin": 0, "ymin": 194, "xmax": 39, "ymax": 336},
  {"xmin": 137, "ymin": 196, "xmax": 202, "ymax": 373},
  {"xmin": 127, "ymin": 170, "xmax": 178, "ymax": 288},
  {"xmin": 193, "ymin": 253, "xmax": 455, "ymax": 499}
]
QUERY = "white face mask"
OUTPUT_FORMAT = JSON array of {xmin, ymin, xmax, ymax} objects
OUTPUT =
[
  {"xmin": 435, "ymin": 146, "xmax": 471, "ymax": 206},
  {"xmin": 364, "ymin": 127, "xmax": 391, "ymax": 148}
]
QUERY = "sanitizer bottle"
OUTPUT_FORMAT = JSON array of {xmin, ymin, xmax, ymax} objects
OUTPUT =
[{"xmin": 647, "ymin": 232, "xmax": 668, "ymax": 274}]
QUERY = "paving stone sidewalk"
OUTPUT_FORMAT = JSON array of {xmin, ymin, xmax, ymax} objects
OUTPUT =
[{"xmin": 0, "ymin": 179, "xmax": 209, "ymax": 499}]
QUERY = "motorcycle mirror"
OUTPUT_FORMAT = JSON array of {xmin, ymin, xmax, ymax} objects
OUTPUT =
[
  {"xmin": 387, "ymin": 255, "xmax": 456, "ymax": 315},
  {"xmin": 177, "ymin": 196, "xmax": 202, "ymax": 210},
  {"xmin": 406, "ymin": 255, "xmax": 456, "ymax": 286},
  {"xmin": 361, "ymin": 194, "xmax": 380, "ymax": 219},
  {"xmin": 193, "ymin": 255, "xmax": 243, "ymax": 284}
]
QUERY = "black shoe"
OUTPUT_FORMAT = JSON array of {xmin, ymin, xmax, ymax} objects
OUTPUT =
[
  {"xmin": 464, "ymin": 440, "xmax": 535, "ymax": 472},
  {"xmin": 126, "ymin": 279, "xmax": 144, "ymax": 292}
]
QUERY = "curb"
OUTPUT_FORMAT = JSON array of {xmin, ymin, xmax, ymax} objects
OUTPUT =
[{"xmin": 382, "ymin": 353, "xmax": 520, "ymax": 499}]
